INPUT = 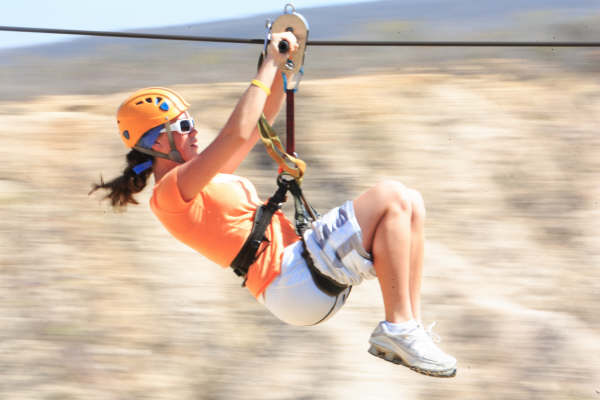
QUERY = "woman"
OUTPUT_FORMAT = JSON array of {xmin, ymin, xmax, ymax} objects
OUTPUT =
[{"xmin": 90, "ymin": 32, "xmax": 457, "ymax": 378}]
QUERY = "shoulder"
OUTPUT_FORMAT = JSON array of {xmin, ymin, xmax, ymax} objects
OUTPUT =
[{"xmin": 151, "ymin": 167, "xmax": 194, "ymax": 212}]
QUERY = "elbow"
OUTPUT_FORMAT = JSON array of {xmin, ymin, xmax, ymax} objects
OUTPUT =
[
  {"xmin": 219, "ymin": 123, "xmax": 252, "ymax": 149},
  {"xmin": 225, "ymin": 117, "xmax": 258, "ymax": 144}
]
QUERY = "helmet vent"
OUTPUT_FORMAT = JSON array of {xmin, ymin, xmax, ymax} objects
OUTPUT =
[
  {"xmin": 145, "ymin": 98, "xmax": 152, "ymax": 103},
  {"xmin": 135, "ymin": 101, "xmax": 143, "ymax": 105},
  {"xmin": 156, "ymin": 97, "xmax": 162, "ymax": 104}
]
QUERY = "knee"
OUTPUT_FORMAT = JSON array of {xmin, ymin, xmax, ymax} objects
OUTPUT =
[
  {"xmin": 407, "ymin": 188, "xmax": 427, "ymax": 223},
  {"xmin": 374, "ymin": 180, "xmax": 413, "ymax": 214}
]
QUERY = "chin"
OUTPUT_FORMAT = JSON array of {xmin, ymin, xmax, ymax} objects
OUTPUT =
[{"xmin": 184, "ymin": 150, "xmax": 198, "ymax": 161}]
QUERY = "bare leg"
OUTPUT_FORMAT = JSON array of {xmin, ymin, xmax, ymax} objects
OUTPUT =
[
  {"xmin": 353, "ymin": 181, "xmax": 419, "ymax": 323},
  {"xmin": 355, "ymin": 182, "xmax": 456, "ymax": 376},
  {"xmin": 407, "ymin": 189, "xmax": 426, "ymax": 324}
]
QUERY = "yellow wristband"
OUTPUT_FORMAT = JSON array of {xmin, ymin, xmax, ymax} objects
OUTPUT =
[{"xmin": 251, "ymin": 79, "xmax": 271, "ymax": 96}]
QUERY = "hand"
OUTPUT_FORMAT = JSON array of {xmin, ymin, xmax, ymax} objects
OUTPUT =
[{"xmin": 265, "ymin": 31, "xmax": 299, "ymax": 69}]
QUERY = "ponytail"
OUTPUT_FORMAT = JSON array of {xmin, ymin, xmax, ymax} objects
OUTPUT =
[{"xmin": 89, "ymin": 149, "xmax": 153, "ymax": 208}]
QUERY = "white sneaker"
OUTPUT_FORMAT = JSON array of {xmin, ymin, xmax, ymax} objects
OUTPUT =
[{"xmin": 368, "ymin": 321, "xmax": 457, "ymax": 377}]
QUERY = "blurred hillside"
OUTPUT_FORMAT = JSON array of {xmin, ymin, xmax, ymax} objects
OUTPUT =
[
  {"xmin": 1, "ymin": 1, "xmax": 600, "ymax": 400},
  {"xmin": 1, "ymin": 0, "xmax": 600, "ymax": 99},
  {"xmin": 1, "ymin": 64, "xmax": 599, "ymax": 400}
]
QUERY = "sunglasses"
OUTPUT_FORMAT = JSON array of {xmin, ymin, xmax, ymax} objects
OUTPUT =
[{"xmin": 161, "ymin": 118, "xmax": 195, "ymax": 134}]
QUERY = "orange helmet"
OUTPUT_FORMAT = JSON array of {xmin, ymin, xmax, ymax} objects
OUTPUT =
[{"xmin": 117, "ymin": 87, "xmax": 190, "ymax": 148}]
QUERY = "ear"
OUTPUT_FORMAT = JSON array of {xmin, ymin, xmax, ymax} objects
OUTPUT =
[{"xmin": 151, "ymin": 134, "xmax": 169, "ymax": 153}]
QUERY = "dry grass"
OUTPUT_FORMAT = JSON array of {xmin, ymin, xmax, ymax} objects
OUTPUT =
[{"xmin": 1, "ymin": 59, "xmax": 599, "ymax": 399}]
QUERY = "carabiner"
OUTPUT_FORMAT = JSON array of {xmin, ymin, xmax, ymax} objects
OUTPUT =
[{"xmin": 263, "ymin": 19, "xmax": 272, "ymax": 56}]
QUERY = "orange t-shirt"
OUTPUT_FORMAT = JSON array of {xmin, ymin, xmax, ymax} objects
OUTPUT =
[{"xmin": 149, "ymin": 168, "xmax": 300, "ymax": 297}]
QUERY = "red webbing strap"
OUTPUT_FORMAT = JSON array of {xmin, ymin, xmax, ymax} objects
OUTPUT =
[{"xmin": 286, "ymin": 89, "xmax": 295, "ymax": 154}]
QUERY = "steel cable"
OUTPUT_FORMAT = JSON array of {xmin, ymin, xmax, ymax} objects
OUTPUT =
[{"xmin": 1, "ymin": 26, "xmax": 600, "ymax": 47}]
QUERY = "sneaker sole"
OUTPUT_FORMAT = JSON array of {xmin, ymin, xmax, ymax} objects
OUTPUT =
[{"xmin": 368, "ymin": 344, "xmax": 457, "ymax": 378}]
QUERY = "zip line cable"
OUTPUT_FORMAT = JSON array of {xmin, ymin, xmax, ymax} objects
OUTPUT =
[
  {"xmin": 0, "ymin": 26, "xmax": 263, "ymax": 45},
  {"xmin": 1, "ymin": 26, "xmax": 600, "ymax": 47}
]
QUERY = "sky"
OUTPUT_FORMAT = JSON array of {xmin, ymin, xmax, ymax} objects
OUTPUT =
[{"xmin": 0, "ymin": 0, "xmax": 376, "ymax": 49}]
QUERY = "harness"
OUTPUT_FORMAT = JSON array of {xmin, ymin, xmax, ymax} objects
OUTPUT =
[
  {"xmin": 230, "ymin": 5, "xmax": 349, "ymax": 297},
  {"xmin": 230, "ymin": 173, "xmax": 349, "ymax": 297}
]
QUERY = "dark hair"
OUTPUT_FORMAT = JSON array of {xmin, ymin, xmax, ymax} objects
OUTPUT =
[{"xmin": 89, "ymin": 149, "xmax": 154, "ymax": 208}]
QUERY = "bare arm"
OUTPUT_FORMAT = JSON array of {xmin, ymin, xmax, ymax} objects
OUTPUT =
[
  {"xmin": 176, "ymin": 32, "xmax": 298, "ymax": 202},
  {"xmin": 219, "ymin": 68, "xmax": 289, "ymax": 174}
]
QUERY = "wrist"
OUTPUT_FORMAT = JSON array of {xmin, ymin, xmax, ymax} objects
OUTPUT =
[
  {"xmin": 250, "ymin": 79, "xmax": 271, "ymax": 96},
  {"xmin": 255, "ymin": 58, "xmax": 278, "ymax": 88}
]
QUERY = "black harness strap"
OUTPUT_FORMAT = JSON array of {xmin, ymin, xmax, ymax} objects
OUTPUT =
[
  {"xmin": 230, "ymin": 175, "xmax": 350, "ymax": 297},
  {"xmin": 300, "ymin": 238, "xmax": 351, "ymax": 297},
  {"xmin": 230, "ymin": 178, "xmax": 288, "ymax": 281}
]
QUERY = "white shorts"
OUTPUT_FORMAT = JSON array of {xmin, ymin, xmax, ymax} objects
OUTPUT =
[
  {"xmin": 303, "ymin": 200, "xmax": 377, "ymax": 286},
  {"xmin": 259, "ymin": 201, "xmax": 374, "ymax": 326}
]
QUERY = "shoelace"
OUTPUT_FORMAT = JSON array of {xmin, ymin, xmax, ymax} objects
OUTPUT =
[{"xmin": 417, "ymin": 321, "xmax": 441, "ymax": 343}]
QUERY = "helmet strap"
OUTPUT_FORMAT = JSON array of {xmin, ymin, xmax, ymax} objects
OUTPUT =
[
  {"xmin": 164, "ymin": 121, "xmax": 185, "ymax": 163},
  {"xmin": 133, "ymin": 121, "xmax": 184, "ymax": 164},
  {"xmin": 133, "ymin": 145, "xmax": 173, "ymax": 162}
]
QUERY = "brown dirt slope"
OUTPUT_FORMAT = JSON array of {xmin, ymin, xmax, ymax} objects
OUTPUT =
[{"xmin": 1, "ymin": 60, "xmax": 599, "ymax": 399}]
